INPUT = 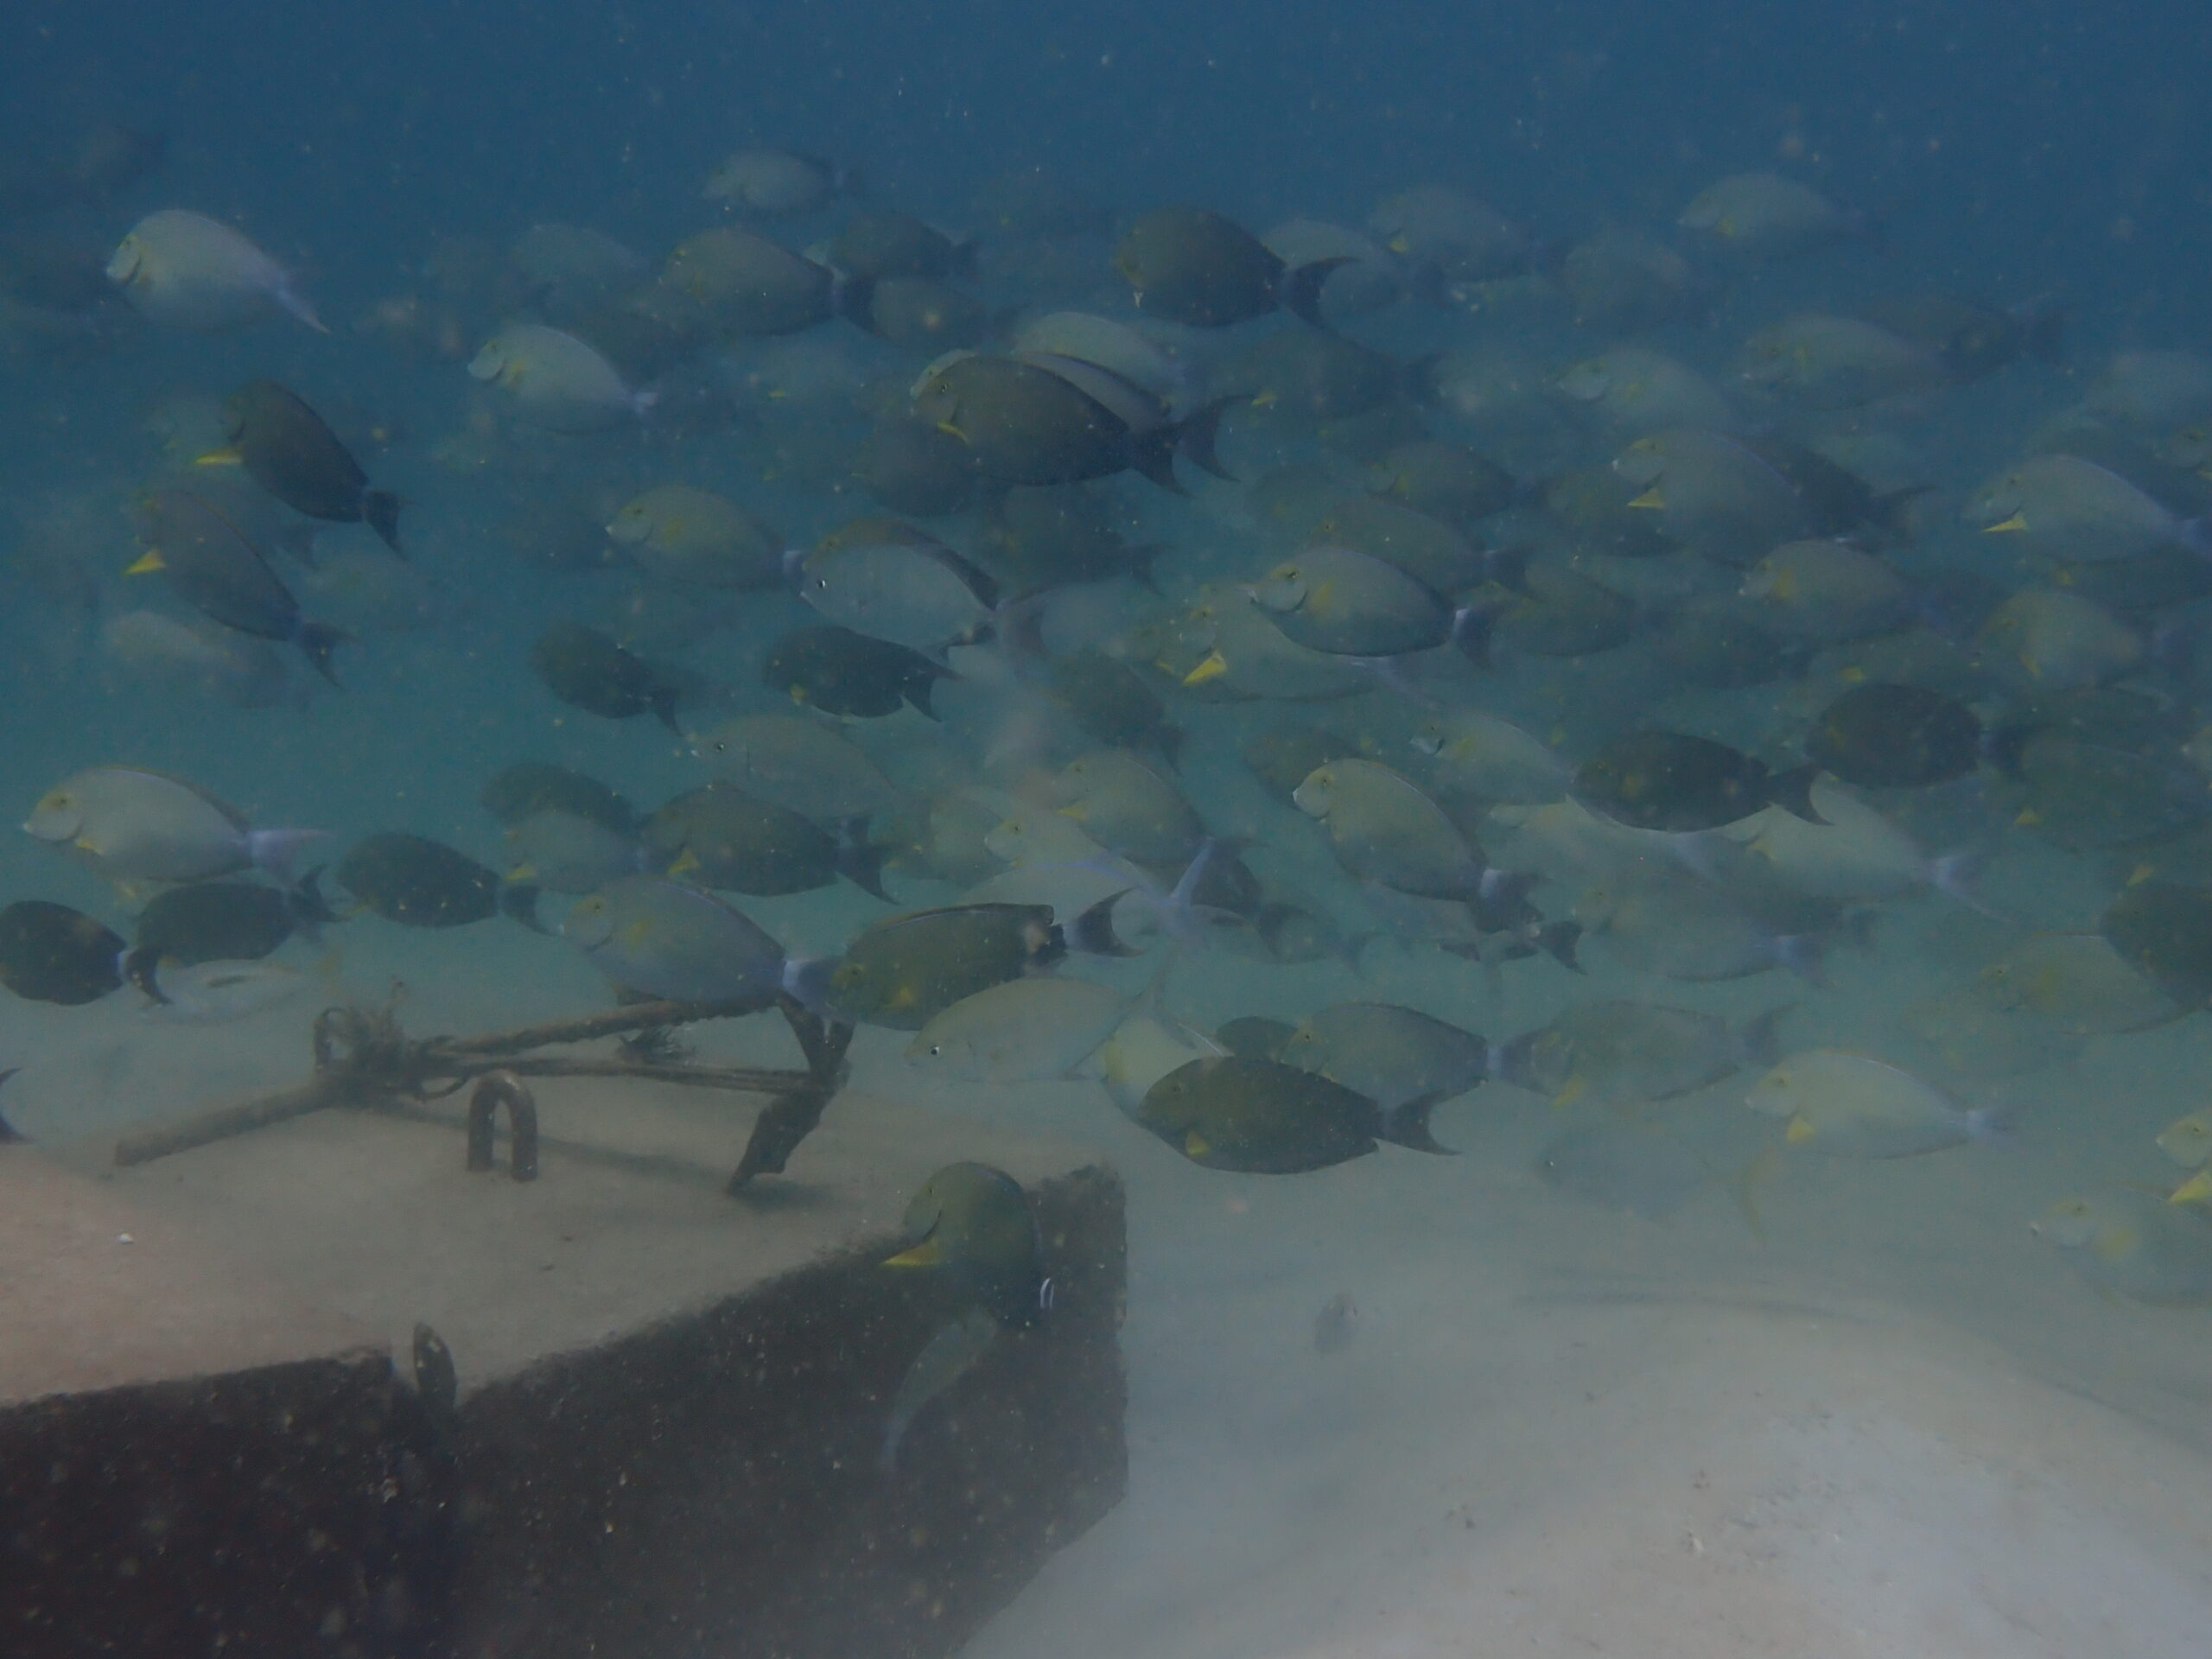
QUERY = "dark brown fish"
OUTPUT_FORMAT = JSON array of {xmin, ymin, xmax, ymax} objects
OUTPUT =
[{"xmin": 219, "ymin": 380, "xmax": 403, "ymax": 554}]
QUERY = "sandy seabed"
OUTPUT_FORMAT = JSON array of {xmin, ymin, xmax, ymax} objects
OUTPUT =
[
  {"xmin": 942, "ymin": 917, "xmax": 2212, "ymax": 1658},
  {"xmin": 10, "ymin": 876, "xmax": 2212, "ymax": 1659}
]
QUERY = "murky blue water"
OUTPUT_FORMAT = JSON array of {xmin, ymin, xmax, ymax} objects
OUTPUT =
[{"xmin": 9, "ymin": 3, "xmax": 2212, "ymax": 1654}]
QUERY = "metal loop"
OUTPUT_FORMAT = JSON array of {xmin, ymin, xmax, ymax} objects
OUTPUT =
[{"xmin": 465, "ymin": 1071, "xmax": 539, "ymax": 1181}]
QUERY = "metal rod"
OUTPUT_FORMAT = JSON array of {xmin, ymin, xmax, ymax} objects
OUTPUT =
[
  {"xmin": 109, "ymin": 993, "xmax": 855, "ymax": 1182},
  {"xmin": 462, "ymin": 1056, "xmax": 818, "ymax": 1091},
  {"xmin": 431, "ymin": 998, "xmax": 772, "ymax": 1060},
  {"xmin": 113, "ymin": 1075, "xmax": 352, "ymax": 1168}
]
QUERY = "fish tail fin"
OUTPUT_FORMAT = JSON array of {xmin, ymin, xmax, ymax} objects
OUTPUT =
[
  {"xmin": 1163, "ymin": 835, "xmax": 1236, "ymax": 918},
  {"xmin": 1350, "ymin": 652, "xmax": 1438, "ymax": 709},
  {"xmin": 246, "ymin": 828, "xmax": 328, "ymax": 883},
  {"xmin": 649, "ymin": 684, "xmax": 684, "ymax": 734},
  {"xmin": 1968, "ymin": 1109, "xmax": 2016, "ymax": 1147},
  {"xmin": 0, "ymin": 1066, "xmax": 20, "ymax": 1143},
  {"xmin": 1400, "ymin": 351, "xmax": 1446, "ymax": 408},
  {"xmin": 123, "ymin": 947, "xmax": 168, "ymax": 1005},
  {"xmin": 499, "ymin": 881, "xmax": 545, "ymax": 932},
  {"xmin": 1870, "ymin": 484, "xmax": 1936, "ymax": 540},
  {"xmin": 1479, "ymin": 543, "xmax": 1533, "ymax": 595},
  {"xmin": 1129, "ymin": 418, "xmax": 1199, "ymax": 493},
  {"xmin": 297, "ymin": 621, "xmax": 348, "ymax": 685},
  {"xmin": 902, "ymin": 671, "xmax": 947, "ymax": 721},
  {"xmin": 1487, "ymin": 1029, "xmax": 1539, "ymax": 1090},
  {"xmin": 1738, "ymin": 1004, "xmax": 1793, "ymax": 1070},
  {"xmin": 1379, "ymin": 1094, "xmax": 1456, "ymax": 1156},
  {"xmin": 1927, "ymin": 849, "xmax": 2001, "ymax": 917},
  {"xmin": 1402, "ymin": 254, "xmax": 1454, "ymax": 309},
  {"xmin": 780, "ymin": 954, "xmax": 836, "ymax": 1019},
  {"xmin": 1774, "ymin": 931, "xmax": 1828, "ymax": 987},
  {"xmin": 1766, "ymin": 763, "xmax": 1827, "ymax": 824},
  {"xmin": 276, "ymin": 280, "xmax": 327, "ymax": 334},
  {"xmin": 994, "ymin": 593, "xmax": 1052, "ymax": 669},
  {"xmin": 833, "ymin": 817, "xmax": 894, "ymax": 902},
  {"xmin": 1967, "ymin": 1096, "xmax": 2022, "ymax": 1147},
  {"xmin": 1452, "ymin": 598, "xmax": 1503, "ymax": 671},
  {"xmin": 1065, "ymin": 889, "xmax": 1140, "ymax": 958},
  {"xmin": 831, "ymin": 269, "xmax": 880, "ymax": 334},
  {"xmin": 287, "ymin": 866, "xmax": 337, "ymax": 938},
  {"xmin": 1278, "ymin": 256, "xmax": 1351, "ymax": 328},
  {"xmin": 1477, "ymin": 865, "xmax": 1535, "ymax": 913},
  {"xmin": 1174, "ymin": 396, "xmax": 1236, "ymax": 482},
  {"xmin": 1535, "ymin": 918, "xmax": 1583, "ymax": 974},
  {"xmin": 1340, "ymin": 931, "xmax": 1377, "ymax": 976},
  {"xmin": 362, "ymin": 490, "xmax": 404, "ymax": 557}
]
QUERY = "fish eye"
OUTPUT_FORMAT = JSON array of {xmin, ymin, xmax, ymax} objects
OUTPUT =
[{"xmin": 927, "ymin": 1044, "xmax": 943, "ymax": 1057}]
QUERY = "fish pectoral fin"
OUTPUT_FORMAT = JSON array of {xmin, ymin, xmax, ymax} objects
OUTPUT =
[
  {"xmin": 124, "ymin": 550, "xmax": 166, "ymax": 575},
  {"xmin": 2170, "ymin": 1170, "xmax": 2212, "ymax": 1206},
  {"xmin": 1625, "ymin": 486, "xmax": 1666, "ymax": 511},
  {"xmin": 1981, "ymin": 512, "xmax": 2028, "ymax": 533},
  {"xmin": 2091, "ymin": 1224, "xmax": 2140, "ymax": 1265},
  {"xmin": 192, "ymin": 447, "xmax": 245, "ymax": 467},
  {"xmin": 1182, "ymin": 651, "xmax": 1230, "ymax": 686},
  {"xmin": 1783, "ymin": 1114, "xmax": 1816, "ymax": 1144},
  {"xmin": 667, "ymin": 849, "xmax": 702, "ymax": 875},
  {"xmin": 1183, "ymin": 1130, "xmax": 1212, "ymax": 1159},
  {"xmin": 882, "ymin": 1237, "xmax": 945, "ymax": 1269},
  {"xmin": 1549, "ymin": 1072, "xmax": 1590, "ymax": 1110}
]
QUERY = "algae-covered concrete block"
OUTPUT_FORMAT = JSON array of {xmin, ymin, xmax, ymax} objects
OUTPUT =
[
  {"xmin": 448, "ymin": 1161, "xmax": 1125, "ymax": 1659},
  {"xmin": 0, "ymin": 1148, "xmax": 453, "ymax": 1659},
  {"xmin": 10, "ymin": 1078, "xmax": 1125, "ymax": 1658}
]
